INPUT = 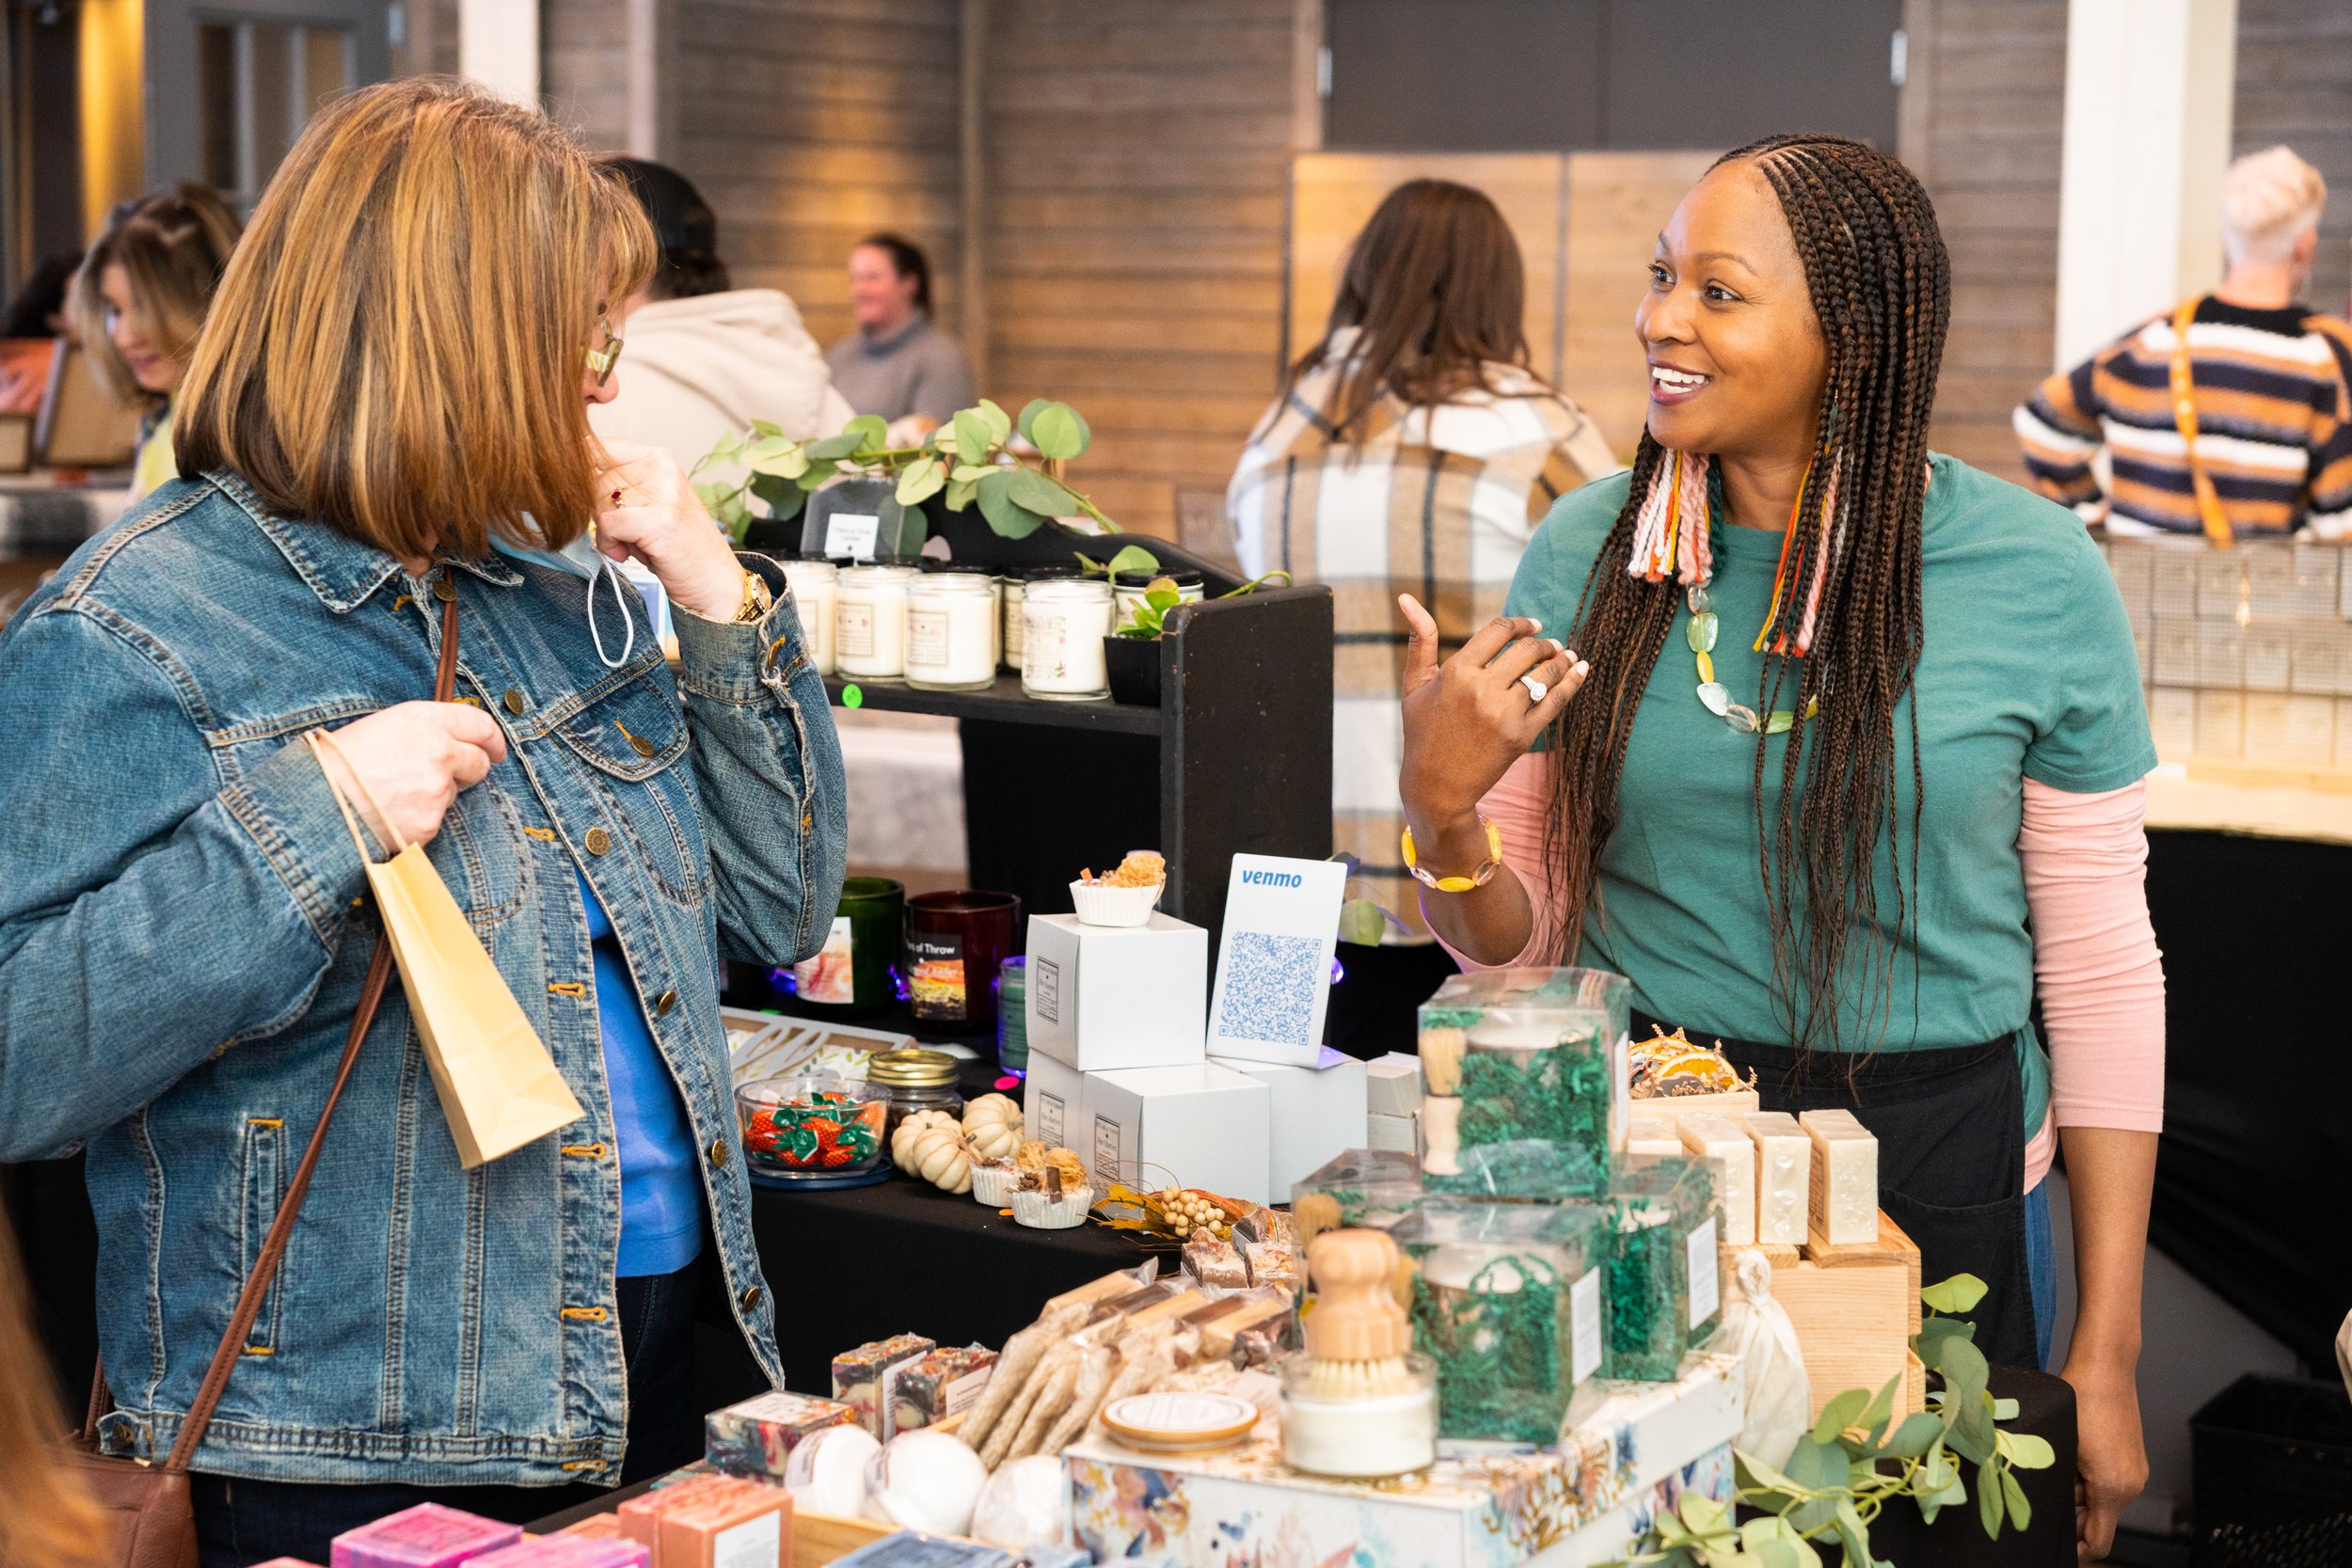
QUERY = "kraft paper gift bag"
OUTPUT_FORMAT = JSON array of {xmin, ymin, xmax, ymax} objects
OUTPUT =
[{"xmin": 310, "ymin": 731, "xmax": 584, "ymax": 1167}]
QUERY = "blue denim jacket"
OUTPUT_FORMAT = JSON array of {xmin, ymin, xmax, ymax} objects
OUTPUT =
[{"xmin": 0, "ymin": 472, "xmax": 848, "ymax": 1485}]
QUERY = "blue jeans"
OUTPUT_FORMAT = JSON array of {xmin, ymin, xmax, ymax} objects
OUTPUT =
[
  {"xmin": 191, "ymin": 1257, "xmax": 705, "ymax": 1567},
  {"xmin": 2025, "ymin": 1179, "xmax": 2056, "ymax": 1370}
]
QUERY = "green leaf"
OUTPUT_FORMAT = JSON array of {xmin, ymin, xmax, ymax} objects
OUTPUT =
[
  {"xmin": 748, "ymin": 438, "xmax": 809, "ymax": 480},
  {"xmin": 944, "ymin": 475, "xmax": 978, "ymax": 512},
  {"xmin": 953, "ymin": 408, "xmax": 993, "ymax": 467},
  {"xmin": 1677, "ymin": 1493, "xmax": 1731, "ymax": 1536},
  {"xmin": 896, "ymin": 456, "xmax": 945, "ymax": 507},
  {"xmin": 1998, "ymin": 1431, "xmax": 2056, "ymax": 1470},
  {"xmin": 1755, "ymin": 1543, "xmax": 1798, "ymax": 1568},
  {"xmin": 2000, "ymin": 1466, "xmax": 2030, "ymax": 1530},
  {"xmin": 1339, "ymin": 898, "xmax": 1387, "ymax": 946},
  {"xmin": 1938, "ymin": 1331, "xmax": 1989, "ymax": 1401},
  {"xmin": 846, "ymin": 414, "xmax": 888, "ymax": 454},
  {"xmin": 1811, "ymin": 1387, "xmax": 1870, "ymax": 1446},
  {"xmin": 1104, "ymin": 544, "xmax": 1160, "ymax": 577},
  {"xmin": 1880, "ymin": 1412, "xmax": 1946, "ymax": 1460},
  {"xmin": 1030, "ymin": 401, "xmax": 1091, "ymax": 460},
  {"xmin": 1977, "ymin": 1458, "xmax": 2003, "ymax": 1539},
  {"xmin": 976, "ymin": 469, "xmax": 1048, "ymax": 538},
  {"xmin": 1145, "ymin": 586, "xmax": 1183, "ymax": 611},
  {"xmin": 950, "ymin": 464, "xmax": 996, "ymax": 483},
  {"xmin": 704, "ymin": 429, "xmax": 748, "ymax": 467},
  {"xmin": 1833, "ymin": 1500, "xmax": 1870, "ymax": 1567},
  {"xmin": 692, "ymin": 480, "xmax": 736, "ymax": 512},
  {"xmin": 1913, "ymin": 1316, "xmax": 1976, "ymax": 1368},
  {"xmin": 797, "ymin": 461, "xmax": 836, "ymax": 490},
  {"xmin": 1993, "ymin": 1398, "xmax": 2020, "ymax": 1421},
  {"xmin": 1858, "ymin": 1372, "xmax": 1900, "ymax": 1440},
  {"xmin": 1016, "ymin": 397, "xmax": 1054, "ymax": 445},
  {"xmin": 1006, "ymin": 465, "xmax": 1080, "ymax": 518},
  {"xmin": 750, "ymin": 419, "xmax": 784, "ymax": 439},
  {"xmin": 806, "ymin": 432, "xmax": 865, "ymax": 461},
  {"xmin": 1920, "ymin": 1273, "xmax": 1988, "ymax": 1316},
  {"xmin": 1735, "ymin": 1449, "xmax": 1803, "ymax": 1497},
  {"xmin": 973, "ymin": 397, "xmax": 1012, "ymax": 445}
]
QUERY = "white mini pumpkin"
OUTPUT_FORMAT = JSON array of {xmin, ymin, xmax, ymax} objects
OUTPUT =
[
  {"xmin": 961, "ymin": 1093, "xmax": 1025, "ymax": 1162},
  {"xmin": 891, "ymin": 1109, "xmax": 960, "ymax": 1173},
  {"xmin": 909, "ymin": 1125, "xmax": 974, "ymax": 1194}
]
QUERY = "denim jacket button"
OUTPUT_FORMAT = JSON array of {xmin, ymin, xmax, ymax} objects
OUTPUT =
[
  {"xmin": 583, "ymin": 828, "xmax": 612, "ymax": 856},
  {"xmin": 739, "ymin": 1284, "xmax": 763, "ymax": 1311},
  {"xmin": 431, "ymin": 575, "xmax": 457, "ymax": 603},
  {"xmin": 654, "ymin": 989, "xmax": 677, "ymax": 1017},
  {"xmin": 707, "ymin": 1137, "xmax": 728, "ymax": 1168},
  {"xmin": 502, "ymin": 688, "xmax": 525, "ymax": 715}
]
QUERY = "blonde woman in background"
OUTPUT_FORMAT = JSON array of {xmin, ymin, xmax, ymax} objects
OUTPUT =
[
  {"xmin": 1226, "ymin": 179, "xmax": 1623, "ymax": 1052},
  {"xmin": 70, "ymin": 184, "xmax": 242, "ymax": 500},
  {"xmin": 0, "ymin": 1210, "xmax": 102, "ymax": 1568}
]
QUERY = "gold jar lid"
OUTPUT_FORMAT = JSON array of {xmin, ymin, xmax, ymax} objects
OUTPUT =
[{"xmin": 865, "ymin": 1047, "xmax": 960, "ymax": 1087}]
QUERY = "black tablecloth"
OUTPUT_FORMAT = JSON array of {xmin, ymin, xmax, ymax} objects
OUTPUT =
[{"xmin": 1831, "ymin": 1364, "xmax": 2077, "ymax": 1566}]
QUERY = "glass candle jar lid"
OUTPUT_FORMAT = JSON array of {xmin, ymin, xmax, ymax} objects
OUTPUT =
[
  {"xmin": 1110, "ymin": 567, "xmax": 1204, "ymax": 590},
  {"xmin": 1099, "ymin": 1391, "xmax": 1259, "ymax": 1452},
  {"xmin": 864, "ymin": 1047, "xmax": 961, "ymax": 1086}
]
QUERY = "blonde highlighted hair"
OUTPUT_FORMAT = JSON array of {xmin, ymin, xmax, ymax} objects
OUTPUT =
[
  {"xmin": 71, "ymin": 183, "xmax": 242, "ymax": 404},
  {"xmin": 176, "ymin": 77, "xmax": 657, "ymax": 559},
  {"xmin": 2222, "ymin": 145, "xmax": 2327, "ymax": 267}
]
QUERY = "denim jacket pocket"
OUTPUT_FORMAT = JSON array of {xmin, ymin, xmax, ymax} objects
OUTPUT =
[
  {"xmin": 548, "ymin": 668, "xmax": 711, "ymax": 907},
  {"xmin": 238, "ymin": 1114, "xmax": 289, "ymax": 1354}
]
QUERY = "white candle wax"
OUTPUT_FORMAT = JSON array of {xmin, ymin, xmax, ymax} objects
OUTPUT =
[
  {"xmin": 835, "ymin": 564, "xmax": 914, "ymax": 680},
  {"xmin": 1021, "ymin": 578, "xmax": 1114, "ymax": 700},
  {"xmin": 905, "ymin": 575, "xmax": 997, "ymax": 690},
  {"xmin": 781, "ymin": 560, "xmax": 838, "ymax": 674}
]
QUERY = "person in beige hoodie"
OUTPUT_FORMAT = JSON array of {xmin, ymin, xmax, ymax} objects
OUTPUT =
[{"xmin": 592, "ymin": 157, "xmax": 854, "ymax": 481}]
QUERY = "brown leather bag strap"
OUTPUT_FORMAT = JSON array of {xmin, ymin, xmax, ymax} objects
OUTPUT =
[{"xmin": 150, "ymin": 587, "xmax": 461, "ymax": 1474}]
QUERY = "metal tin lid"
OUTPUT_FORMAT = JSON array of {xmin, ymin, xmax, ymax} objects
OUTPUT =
[
  {"xmin": 1099, "ymin": 1391, "xmax": 1259, "ymax": 1452},
  {"xmin": 864, "ymin": 1047, "xmax": 961, "ymax": 1086},
  {"xmin": 1004, "ymin": 562, "xmax": 1082, "ymax": 582},
  {"xmin": 1111, "ymin": 567, "xmax": 1204, "ymax": 588}
]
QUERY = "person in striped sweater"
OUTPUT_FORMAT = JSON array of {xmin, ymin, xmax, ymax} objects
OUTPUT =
[{"xmin": 2015, "ymin": 145, "xmax": 2352, "ymax": 539}]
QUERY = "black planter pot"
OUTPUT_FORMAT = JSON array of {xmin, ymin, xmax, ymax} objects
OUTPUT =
[{"xmin": 1103, "ymin": 633, "xmax": 1161, "ymax": 705}]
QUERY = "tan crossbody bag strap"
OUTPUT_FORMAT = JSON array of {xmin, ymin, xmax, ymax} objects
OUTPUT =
[
  {"xmin": 86, "ymin": 588, "xmax": 461, "ymax": 1474},
  {"xmin": 2169, "ymin": 295, "xmax": 2237, "ymax": 549}
]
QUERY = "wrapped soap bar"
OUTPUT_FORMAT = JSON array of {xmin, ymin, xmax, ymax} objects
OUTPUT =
[
  {"xmin": 1676, "ymin": 1111, "xmax": 1756, "ymax": 1246},
  {"xmin": 706, "ymin": 1390, "xmax": 858, "ymax": 1480},
  {"xmin": 253, "ymin": 1560, "xmax": 326, "ymax": 1567},
  {"xmin": 1744, "ymin": 1111, "xmax": 1811, "ymax": 1245},
  {"xmin": 1800, "ymin": 1107, "xmax": 1879, "ymax": 1244},
  {"xmin": 832, "ymin": 1332, "xmax": 936, "ymax": 1437},
  {"xmin": 891, "ymin": 1345, "xmax": 999, "ymax": 1433},
  {"xmin": 660, "ymin": 1479, "xmax": 792, "ymax": 1568},
  {"xmin": 560, "ymin": 1515, "xmax": 625, "ymax": 1539},
  {"xmin": 1197, "ymin": 1291, "xmax": 1292, "ymax": 1360},
  {"xmin": 331, "ymin": 1504, "xmax": 521, "ymax": 1568},
  {"xmin": 1626, "ymin": 1131, "xmax": 1683, "ymax": 1159},
  {"xmin": 472, "ymin": 1539, "xmax": 648, "ymax": 1568},
  {"xmin": 1243, "ymin": 1239, "xmax": 1296, "ymax": 1291},
  {"xmin": 828, "ymin": 1532, "xmax": 1014, "ymax": 1566},
  {"xmin": 619, "ymin": 1474, "xmax": 734, "ymax": 1557},
  {"xmin": 1183, "ymin": 1230, "xmax": 1248, "ymax": 1289}
]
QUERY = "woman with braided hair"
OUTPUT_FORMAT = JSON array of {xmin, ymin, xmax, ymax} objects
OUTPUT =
[{"xmin": 1398, "ymin": 135, "xmax": 2159, "ymax": 1555}]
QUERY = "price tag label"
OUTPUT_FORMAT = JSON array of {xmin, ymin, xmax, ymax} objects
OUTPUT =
[{"xmin": 824, "ymin": 512, "xmax": 881, "ymax": 561}]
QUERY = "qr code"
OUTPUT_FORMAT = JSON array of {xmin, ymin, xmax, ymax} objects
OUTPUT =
[{"xmin": 1216, "ymin": 931, "xmax": 1321, "ymax": 1045}]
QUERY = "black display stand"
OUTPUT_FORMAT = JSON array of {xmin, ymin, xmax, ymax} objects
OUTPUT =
[{"xmin": 827, "ymin": 509, "xmax": 1334, "ymax": 957}]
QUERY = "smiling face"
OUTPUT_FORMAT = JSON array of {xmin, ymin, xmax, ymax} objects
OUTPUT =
[
  {"xmin": 1636, "ymin": 161, "xmax": 1828, "ymax": 464},
  {"xmin": 849, "ymin": 244, "xmax": 919, "ymax": 334},
  {"xmin": 100, "ymin": 262, "xmax": 184, "ymax": 395}
]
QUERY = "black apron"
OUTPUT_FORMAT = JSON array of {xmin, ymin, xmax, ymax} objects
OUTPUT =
[{"xmin": 1632, "ymin": 1008, "xmax": 2039, "ymax": 1370}]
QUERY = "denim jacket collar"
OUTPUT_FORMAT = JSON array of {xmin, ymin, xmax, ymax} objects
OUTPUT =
[{"xmin": 214, "ymin": 469, "xmax": 526, "ymax": 613}]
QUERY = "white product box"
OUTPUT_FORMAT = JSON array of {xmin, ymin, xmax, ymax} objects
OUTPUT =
[
  {"xmin": 2243, "ymin": 625, "xmax": 2292, "ymax": 691},
  {"xmin": 2195, "ymin": 689, "xmax": 2245, "ymax": 759},
  {"xmin": 2150, "ymin": 619, "xmax": 2199, "ymax": 686},
  {"xmin": 2286, "ymin": 694, "xmax": 2337, "ymax": 766},
  {"xmin": 1365, "ymin": 1051, "xmax": 1422, "ymax": 1116},
  {"xmin": 2150, "ymin": 550, "xmax": 2199, "ymax": 616},
  {"xmin": 1025, "ymin": 911, "xmax": 1207, "ymax": 1072},
  {"xmin": 2150, "ymin": 686, "xmax": 2197, "ymax": 756},
  {"xmin": 1083, "ymin": 1060, "xmax": 1273, "ymax": 1206},
  {"xmin": 1022, "ymin": 1050, "xmax": 1085, "ymax": 1150},
  {"xmin": 1213, "ymin": 1048, "xmax": 1368, "ymax": 1198},
  {"xmin": 1366, "ymin": 1110, "xmax": 1418, "ymax": 1153}
]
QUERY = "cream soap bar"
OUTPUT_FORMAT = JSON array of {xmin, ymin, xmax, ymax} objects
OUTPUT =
[
  {"xmin": 1743, "ymin": 1111, "xmax": 1812, "ymax": 1246},
  {"xmin": 1676, "ymin": 1112, "xmax": 1755, "ymax": 1245},
  {"xmin": 1800, "ymin": 1108, "xmax": 1878, "ymax": 1244}
]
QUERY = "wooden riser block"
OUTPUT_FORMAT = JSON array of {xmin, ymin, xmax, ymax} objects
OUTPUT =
[
  {"xmin": 1769, "ymin": 1254, "xmax": 1919, "ymax": 1423},
  {"xmin": 1803, "ymin": 1211, "xmax": 1923, "ymax": 1333}
]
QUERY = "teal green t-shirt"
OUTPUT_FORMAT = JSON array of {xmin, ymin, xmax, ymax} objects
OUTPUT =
[{"xmin": 1503, "ymin": 454, "xmax": 2157, "ymax": 1136}]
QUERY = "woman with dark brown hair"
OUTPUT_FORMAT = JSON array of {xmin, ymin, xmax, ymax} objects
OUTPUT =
[
  {"xmin": 1229, "ymin": 179, "xmax": 1621, "ymax": 1043},
  {"xmin": 1398, "ymin": 137, "xmax": 2161, "ymax": 1557}
]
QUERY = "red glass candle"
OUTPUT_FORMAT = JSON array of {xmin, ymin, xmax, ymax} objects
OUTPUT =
[{"xmin": 903, "ymin": 890, "xmax": 1023, "ymax": 1031}]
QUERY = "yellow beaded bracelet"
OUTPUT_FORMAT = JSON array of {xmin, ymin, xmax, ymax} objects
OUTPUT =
[{"xmin": 1400, "ymin": 816, "xmax": 1505, "ymax": 894}]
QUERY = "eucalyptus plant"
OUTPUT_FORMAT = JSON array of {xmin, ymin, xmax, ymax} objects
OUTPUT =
[
  {"xmin": 691, "ymin": 397, "xmax": 1114, "ymax": 546},
  {"xmin": 1624, "ymin": 1274, "xmax": 2056, "ymax": 1568}
]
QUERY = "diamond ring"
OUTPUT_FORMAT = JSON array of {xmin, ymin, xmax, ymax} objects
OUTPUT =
[{"xmin": 1520, "ymin": 673, "xmax": 1548, "ymax": 704}]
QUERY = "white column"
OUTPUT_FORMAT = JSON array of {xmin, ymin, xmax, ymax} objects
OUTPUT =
[
  {"xmin": 460, "ymin": 0, "xmax": 540, "ymax": 106},
  {"xmin": 2052, "ymin": 0, "xmax": 2238, "ymax": 369}
]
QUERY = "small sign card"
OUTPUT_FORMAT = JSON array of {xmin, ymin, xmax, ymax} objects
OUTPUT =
[
  {"xmin": 1205, "ymin": 854, "xmax": 1346, "ymax": 1067},
  {"xmin": 823, "ymin": 511, "xmax": 881, "ymax": 562}
]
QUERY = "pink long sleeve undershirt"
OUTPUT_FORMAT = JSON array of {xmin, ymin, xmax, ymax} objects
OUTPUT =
[{"xmin": 1430, "ymin": 754, "xmax": 2166, "ymax": 1192}]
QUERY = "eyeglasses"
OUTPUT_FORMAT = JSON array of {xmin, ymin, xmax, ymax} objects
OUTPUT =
[{"xmin": 584, "ymin": 318, "xmax": 624, "ymax": 386}]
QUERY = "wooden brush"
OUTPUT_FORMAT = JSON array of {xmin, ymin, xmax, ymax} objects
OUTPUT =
[{"xmin": 1301, "ymin": 1228, "xmax": 1415, "ymax": 1398}]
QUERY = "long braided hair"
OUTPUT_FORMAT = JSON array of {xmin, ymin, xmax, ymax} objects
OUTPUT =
[{"xmin": 1539, "ymin": 135, "xmax": 1951, "ymax": 1065}]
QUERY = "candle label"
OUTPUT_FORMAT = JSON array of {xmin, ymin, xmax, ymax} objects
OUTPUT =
[
  {"xmin": 837, "ymin": 602, "xmax": 875, "ymax": 658},
  {"xmin": 1569, "ymin": 1265, "xmax": 1603, "ymax": 1384},
  {"xmin": 792, "ymin": 916, "xmax": 855, "ymax": 1006},
  {"xmin": 907, "ymin": 608, "xmax": 949, "ymax": 668},
  {"xmin": 824, "ymin": 512, "xmax": 881, "ymax": 561},
  {"xmin": 1686, "ymin": 1216, "xmax": 1720, "ymax": 1330},
  {"xmin": 1033, "ymin": 1085, "xmax": 1067, "ymax": 1146},
  {"xmin": 1090, "ymin": 1112, "xmax": 1121, "ymax": 1190},
  {"xmin": 906, "ymin": 930, "xmax": 967, "ymax": 1021},
  {"xmin": 1031, "ymin": 957, "xmax": 1062, "ymax": 1025}
]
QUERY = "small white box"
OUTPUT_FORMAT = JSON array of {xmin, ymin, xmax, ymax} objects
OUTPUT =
[
  {"xmin": 2291, "ymin": 626, "xmax": 2340, "ymax": 694},
  {"xmin": 1367, "ymin": 1111, "xmax": 1418, "ymax": 1153},
  {"xmin": 2245, "ymin": 693, "xmax": 2293, "ymax": 764},
  {"xmin": 2244, "ymin": 626, "xmax": 2292, "ymax": 691},
  {"xmin": 2337, "ymin": 698, "xmax": 2352, "ymax": 767},
  {"xmin": 2285, "ymin": 695, "xmax": 2336, "ymax": 766},
  {"xmin": 1023, "ymin": 1050, "xmax": 1085, "ymax": 1150},
  {"xmin": 2150, "ymin": 686, "xmax": 2197, "ymax": 755},
  {"xmin": 2290, "ymin": 544, "xmax": 2339, "ymax": 618},
  {"xmin": 2196, "ymin": 689, "xmax": 2245, "ymax": 759},
  {"xmin": 2151, "ymin": 550, "xmax": 2199, "ymax": 616},
  {"xmin": 2196, "ymin": 620, "xmax": 2245, "ymax": 688},
  {"xmin": 2246, "ymin": 545, "xmax": 2297, "ymax": 619},
  {"xmin": 1214, "ymin": 1048, "xmax": 1368, "ymax": 1197},
  {"xmin": 2151, "ymin": 619, "xmax": 2200, "ymax": 686},
  {"xmin": 1025, "ymin": 911, "xmax": 1207, "ymax": 1072},
  {"xmin": 2198, "ymin": 550, "xmax": 2247, "ymax": 619},
  {"xmin": 1366, "ymin": 1052, "xmax": 1422, "ymax": 1117},
  {"xmin": 1084, "ymin": 1061, "xmax": 1273, "ymax": 1205}
]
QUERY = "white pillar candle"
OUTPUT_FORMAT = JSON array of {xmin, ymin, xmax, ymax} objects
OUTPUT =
[
  {"xmin": 905, "ymin": 574, "xmax": 997, "ymax": 691},
  {"xmin": 835, "ymin": 564, "xmax": 915, "ymax": 680}
]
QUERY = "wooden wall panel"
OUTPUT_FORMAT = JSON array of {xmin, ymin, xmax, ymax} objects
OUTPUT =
[
  {"xmin": 978, "ymin": 0, "xmax": 1304, "ymax": 542},
  {"xmin": 1562, "ymin": 150, "xmax": 1718, "ymax": 460},
  {"xmin": 2234, "ymin": 0, "xmax": 2352, "ymax": 316},
  {"xmin": 671, "ymin": 0, "xmax": 964, "ymax": 352}
]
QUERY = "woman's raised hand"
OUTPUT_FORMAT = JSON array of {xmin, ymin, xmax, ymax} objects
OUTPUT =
[
  {"xmin": 1396, "ymin": 594, "xmax": 1588, "ymax": 832},
  {"xmin": 318, "ymin": 702, "xmax": 509, "ymax": 850},
  {"xmin": 589, "ymin": 437, "xmax": 747, "ymax": 623}
]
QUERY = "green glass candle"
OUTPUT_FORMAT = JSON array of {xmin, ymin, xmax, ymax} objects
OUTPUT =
[{"xmin": 792, "ymin": 877, "xmax": 904, "ymax": 1015}]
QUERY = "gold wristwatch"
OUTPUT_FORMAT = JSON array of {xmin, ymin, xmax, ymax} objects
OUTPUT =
[{"xmin": 731, "ymin": 570, "xmax": 773, "ymax": 624}]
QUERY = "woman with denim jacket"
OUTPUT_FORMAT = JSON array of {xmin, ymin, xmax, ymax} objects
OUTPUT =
[{"xmin": 0, "ymin": 80, "xmax": 847, "ymax": 1563}]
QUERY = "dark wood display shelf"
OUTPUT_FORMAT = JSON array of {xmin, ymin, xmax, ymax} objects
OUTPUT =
[{"xmin": 821, "ymin": 672, "xmax": 1160, "ymax": 734}]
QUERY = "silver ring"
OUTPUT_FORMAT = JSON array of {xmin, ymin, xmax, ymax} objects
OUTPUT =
[{"xmin": 1520, "ymin": 673, "xmax": 1548, "ymax": 704}]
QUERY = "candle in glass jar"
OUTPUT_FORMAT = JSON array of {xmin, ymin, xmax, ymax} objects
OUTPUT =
[
  {"xmin": 1021, "ymin": 578, "xmax": 1114, "ymax": 700},
  {"xmin": 835, "ymin": 564, "xmax": 915, "ymax": 680},
  {"xmin": 781, "ymin": 558, "xmax": 838, "ymax": 674},
  {"xmin": 905, "ymin": 573, "xmax": 996, "ymax": 690},
  {"xmin": 1112, "ymin": 567, "xmax": 1204, "ymax": 631},
  {"xmin": 1003, "ymin": 566, "xmax": 1078, "ymax": 672}
]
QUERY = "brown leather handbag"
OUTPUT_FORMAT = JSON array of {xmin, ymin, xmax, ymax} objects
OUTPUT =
[{"xmin": 66, "ymin": 592, "xmax": 459, "ymax": 1568}]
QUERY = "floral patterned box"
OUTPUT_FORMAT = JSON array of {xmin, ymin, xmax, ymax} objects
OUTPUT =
[{"xmin": 1067, "ymin": 1353, "xmax": 1739, "ymax": 1568}]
